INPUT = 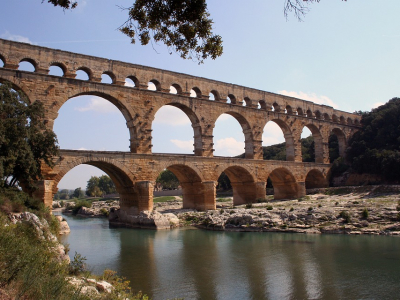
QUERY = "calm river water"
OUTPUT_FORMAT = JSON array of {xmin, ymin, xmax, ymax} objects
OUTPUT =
[{"xmin": 59, "ymin": 213, "xmax": 400, "ymax": 300}]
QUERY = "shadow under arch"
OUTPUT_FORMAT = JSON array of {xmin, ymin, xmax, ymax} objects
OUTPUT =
[
  {"xmin": 164, "ymin": 164, "xmax": 214, "ymax": 210},
  {"xmin": 331, "ymin": 128, "xmax": 346, "ymax": 159},
  {"xmin": 59, "ymin": 91, "xmax": 137, "ymax": 152},
  {"xmin": 215, "ymin": 111, "xmax": 254, "ymax": 159},
  {"xmin": 303, "ymin": 124, "xmax": 323, "ymax": 163},
  {"xmin": 305, "ymin": 169, "xmax": 328, "ymax": 189},
  {"xmin": 222, "ymin": 166, "xmax": 257, "ymax": 205},
  {"xmin": 152, "ymin": 102, "xmax": 203, "ymax": 156},
  {"xmin": 268, "ymin": 167, "xmax": 299, "ymax": 200},
  {"xmin": 264, "ymin": 119, "xmax": 296, "ymax": 161}
]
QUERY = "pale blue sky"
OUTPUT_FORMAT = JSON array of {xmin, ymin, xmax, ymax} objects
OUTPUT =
[{"xmin": 1, "ymin": 1, "xmax": 399, "ymax": 189}]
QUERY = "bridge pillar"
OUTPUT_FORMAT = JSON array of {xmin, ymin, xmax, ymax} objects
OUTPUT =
[
  {"xmin": 181, "ymin": 181, "xmax": 216, "ymax": 211},
  {"xmin": 272, "ymin": 181, "xmax": 306, "ymax": 200},
  {"xmin": 32, "ymin": 180, "xmax": 56, "ymax": 208},
  {"xmin": 231, "ymin": 182, "xmax": 262, "ymax": 205},
  {"xmin": 119, "ymin": 181, "xmax": 154, "ymax": 215}
]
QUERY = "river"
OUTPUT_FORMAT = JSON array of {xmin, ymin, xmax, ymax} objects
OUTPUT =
[{"xmin": 59, "ymin": 213, "xmax": 400, "ymax": 300}]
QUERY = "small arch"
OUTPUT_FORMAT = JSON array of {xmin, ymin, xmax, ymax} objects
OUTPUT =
[
  {"xmin": 268, "ymin": 167, "xmax": 299, "ymax": 200},
  {"xmin": 191, "ymin": 87, "xmax": 202, "ymax": 98},
  {"xmin": 323, "ymin": 113, "xmax": 330, "ymax": 121},
  {"xmin": 272, "ymin": 102, "xmax": 281, "ymax": 112},
  {"xmin": 209, "ymin": 92, "xmax": 215, "ymax": 101},
  {"xmin": 227, "ymin": 94, "xmax": 236, "ymax": 104},
  {"xmin": 243, "ymin": 97, "xmax": 251, "ymax": 107},
  {"xmin": 209, "ymin": 90, "xmax": 220, "ymax": 101},
  {"xmin": 0, "ymin": 54, "xmax": 6, "ymax": 67},
  {"xmin": 76, "ymin": 67, "xmax": 92, "ymax": 80},
  {"xmin": 297, "ymin": 108, "xmax": 304, "ymax": 116},
  {"xmin": 332, "ymin": 114, "xmax": 339, "ymax": 123},
  {"xmin": 102, "ymin": 71, "xmax": 116, "ymax": 84},
  {"xmin": 259, "ymin": 100, "xmax": 267, "ymax": 110},
  {"xmin": 171, "ymin": 83, "xmax": 182, "ymax": 95},
  {"xmin": 347, "ymin": 118, "xmax": 353, "ymax": 125},
  {"xmin": 125, "ymin": 76, "xmax": 138, "ymax": 87},
  {"xmin": 354, "ymin": 119, "xmax": 360, "ymax": 126},
  {"xmin": 149, "ymin": 79, "xmax": 161, "ymax": 91},
  {"xmin": 340, "ymin": 116, "xmax": 346, "ymax": 124},
  {"xmin": 305, "ymin": 169, "xmax": 328, "ymax": 189},
  {"xmin": 48, "ymin": 64, "xmax": 65, "ymax": 77},
  {"xmin": 306, "ymin": 109, "xmax": 313, "ymax": 118},
  {"xmin": 286, "ymin": 105, "xmax": 293, "ymax": 115},
  {"xmin": 18, "ymin": 58, "xmax": 36, "ymax": 72},
  {"xmin": 0, "ymin": 79, "xmax": 31, "ymax": 103},
  {"xmin": 315, "ymin": 110, "xmax": 322, "ymax": 119}
]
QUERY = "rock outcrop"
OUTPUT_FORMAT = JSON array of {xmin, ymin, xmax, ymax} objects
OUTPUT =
[{"xmin": 109, "ymin": 209, "xmax": 179, "ymax": 230}]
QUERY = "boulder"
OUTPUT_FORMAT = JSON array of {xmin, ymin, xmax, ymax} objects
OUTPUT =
[
  {"xmin": 109, "ymin": 209, "xmax": 175, "ymax": 229},
  {"xmin": 96, "ymin": 280, "xmax": 114, "ymax": 293}
]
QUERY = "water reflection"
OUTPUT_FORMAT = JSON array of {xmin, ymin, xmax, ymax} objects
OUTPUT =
[{"xmin": 61, "ymin": 215, "xmax": 400, "ymax": 300}]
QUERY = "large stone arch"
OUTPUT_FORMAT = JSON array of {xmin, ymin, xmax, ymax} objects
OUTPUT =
[
  {"xmin": 151, "ymin": 102, "xmax": 203, "ymax": 156},
  {"xmin": 331, "ymin": 127, "xmax": 347, "ymax": 159},
  {"xmin": 303, "ymin": 124, "xmax": 324, "ymax": 163},
  {"xmin": 158, "ymin": 163, "xmax": 215, "ymax": 210},
  {"xmin": 263, "ymin": 119, "xmax": 296, "ymax": 161},
  {"xmin": 54, "ymin": 90, "xmax": 137, "ymax": 152},
  {"xmin": 214, "ymin": 111, "xmax": 254, "ymax": 159},
  {"xmin": 220, "ymin": 165, "xmax": 258, "ymax": 205},
  {"xmin": 305, "ymin": 169, "xmax": 328, "ymax": 189},
  {"xmin": 268, "ymin": 167, "xmax": 299, "ymax": 200}
]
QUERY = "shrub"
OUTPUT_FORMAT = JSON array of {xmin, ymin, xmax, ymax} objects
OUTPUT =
[
  {"xmin": 308, "ymin": 207, "xmax": 313, "ymax": 211},
  {"xmin": 69, "ymin": 252, "xmax": 87, "ymax": 276},
  {"xmin": 339, "ymin": 210, "xmax": 351, "ymax": 223},
  {"xmin": 100, "ymin": 208, "xmax": 109, "ymax": 217},
  {"xmin": 266, "ymin": 205, "xmax": 273, "ymax": 210},
  {"xmin": 72, "ymin": 199, "xmax": 92, "ymax": 215},
  {"xmin": 335, "ymin": 201, "xmax": 339, "ymax": 205},
  {"xmin": 245, "ymin": 203, "xmax": 253, "ymax": 209},
  {"xmin": 362, "ymin": 208, "xmax": 369, "ymax": 219},
  {"xmin": 256, "ymin": 198, "xmax": 268, "ymax": 203},
  {"xmin": 289, "ymin": 207, "xmax": 294, "ymax": 212}
]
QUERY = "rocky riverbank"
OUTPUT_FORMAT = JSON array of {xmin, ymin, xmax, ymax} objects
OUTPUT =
[{"xmin": 57, "ymin": 186, "xmax": 400, "ymax": 235}]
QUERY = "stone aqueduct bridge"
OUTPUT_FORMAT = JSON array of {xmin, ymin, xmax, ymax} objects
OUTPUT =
[{"xmin": 0, "ymin": 39, "xmax": 361, "ymax": 213}]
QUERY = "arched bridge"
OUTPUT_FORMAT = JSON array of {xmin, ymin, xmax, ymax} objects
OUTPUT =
[{"xmin": 0, "ymin": 39, "xmax": 361, "ymax": 213}]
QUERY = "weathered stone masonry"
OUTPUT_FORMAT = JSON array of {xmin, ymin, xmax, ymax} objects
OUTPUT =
[{"xmin": 0, "ymin": 38, "xmax": 360, "ymax": 214}]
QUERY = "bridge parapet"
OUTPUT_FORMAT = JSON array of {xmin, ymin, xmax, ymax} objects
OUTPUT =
[{"xmin": 0, "ymin": 38, "xmax": 360, "ymax": 125}]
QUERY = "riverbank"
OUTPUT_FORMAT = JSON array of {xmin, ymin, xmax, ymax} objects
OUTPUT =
[{"xmin": 58, "ymin": 186, "xmax": 400, "ymax": 235}]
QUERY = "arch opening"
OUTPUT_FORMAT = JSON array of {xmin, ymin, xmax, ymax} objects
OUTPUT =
[
  {"xmin": 170, "ymin": 83, "xmax": 182, "ymax": 95},
  {"xmin": 268, "ymin": 168, "xmax": 299, "ymax": 200},
  {"xmin": 262, "ymin": 120, "xmax": 295, "ymax": 161},
  {"xmin": 148, "ymin": 80, "xmax": 161, "ymax": 91},
  {"xmin": 301, "ymin": 125, "xmax": 323, "ymax": 163},
  {"xmin": 76, "ymin": 68, "xmax": 90, "ymax": 80},
  {"xmin": 227, "ymin": 94, "xmax": 236, "ymax": 104},
  {"xmin": 53, "ymin": 94, "xmax": 131, "ymax": 151},
  {"xmin": 190, "ymin": 87, "xmax": 201, "ymax": 98},
  {"xmin": 49, "ymin": 65, "xmax": 64, "ymax": 77},
  {"xmin": 221, "ymin": 166, "xmax": 256, "ymax": 205},
  {"xmin": 125, "ymin": 76, "xmax": 138, "ymax": 87},
  {"xmin": 330, "ymin": 128, "xmax": 346, "ymax": 161},
  {"xmin": 0, "ymin": 55, "xmax": 5, "ymax": 67},
  {"xmin": 305, "ymin": 169, "xmax": 328, "ymax": 189},
  {"xmin": 18, "ymin": 59, "xmax": 36, "ymax": 72},
  {"xmin": 152, "ymin": 104, "xmax": 198, "ymax": 155},
  {"xmin": 213, "ymin": 112, "xmax": 252, "ymax": 158},
  {"xmin": 101, "ymin": 73, "xmax": 113, "ymax": 84}
]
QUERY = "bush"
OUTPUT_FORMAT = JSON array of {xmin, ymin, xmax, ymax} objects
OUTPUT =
[
  {"xmin": 339, "ymin": 210, "xmax": 351, "ymax": 223},
  {"xmin": 72, "ymin": 199, "xmax": 92, "ymax": 215},
  {"xmin": 289, "ymin": 207, "xmax": 294, "ymax": 212},
  {"xmin": 69, "ymin": 252, "xmax": 87, "ymax": 276},
  {"xmin": 266, "ymin": 205, "xmax": 273, "ymax": 210},
  {"xmin": 308, "ymin": 207, "xmax": 313, "ymax": 211},
  {"xmin": 100, "ymin": 207, "xmax": 109, "ymax": 217},
  {"xmin": 362, "ymin": 208, "xmax": 369, "ymax": 219},
  {"xmin": 245, "ymin": 203, "xmax": 253, "ymax": 209}
]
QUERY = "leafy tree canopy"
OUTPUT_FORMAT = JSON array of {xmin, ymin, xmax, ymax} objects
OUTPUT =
[
  {"xmin": 346, "ymin": 98, "xmax": 400, "ymax": 181},
  {"xmin": 85, "ymin": 175, "xmax": 116, "ymax": 197},
  {"xmin": 156, "ymin": 169, "xmax": 180, "ymax": 189},
  {"xmin": 0, "ymin": 84, "xmax": 59, "ymax": 192}
]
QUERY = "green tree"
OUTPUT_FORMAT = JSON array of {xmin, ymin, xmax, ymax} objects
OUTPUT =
[
  {"xmin": 72, "ymin": 187, "xmax": 85, "ymax": 199},
  {"xmin": 85, "ymin": 176, "xmax": 100, "ymax": 196},
  {"xmin": 346, "ymin": 98, "xmax": 400, "ymax": 181},
  {"xmin": 0, "ymin": 84, "xmax": 59, "ymax": 192},
  {"xmin": 156, "ymin": 169, "xmax": 180, "ymax": 189},
  {"xmin": 98, "ymin": 175, "xmax": 116, "ymax": 195}
]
